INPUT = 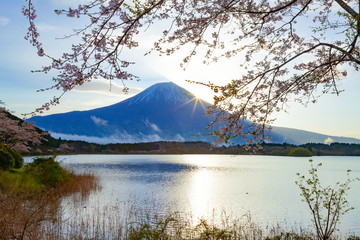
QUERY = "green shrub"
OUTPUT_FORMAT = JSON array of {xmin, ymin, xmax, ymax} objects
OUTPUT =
[
  {"xmin": 195, "ymin": 218, "xmax": 233, "ymax": 240},
  {"xmin": 288, "ymin": 147, "xmax": 312, "ymax": 157},
  {"xmin": 0, "ymin": 146, "xmax": 15, "ymax": 170},
  {"xmin": 347, "ymin": 236, "xmax": 360, "ymax": 240},
  {"xmin": 0, "ymin": 169, "xmax": 41, "ymax": 193},
  {"xmin": 6, "ymin": 148, "xmax": 24, "ymax": 168},
  {"xmin": 26, "ymin": 156, "xmax": 71, "ymax": 188},
  {"xmin": 0, "ymin": 145, "xmax": 24, "ymax": 170},
  {"xmin": 128, "ymin": 216, "xmax": 182, "ymax": 240},
  {"xmin": 265, "ymin": 232, "xmax": 312, "ymax": 240}
]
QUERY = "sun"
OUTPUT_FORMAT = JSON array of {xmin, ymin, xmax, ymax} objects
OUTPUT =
[{"xmin": 175, "ymin": 80, "xmax": 215, "ymax": 103}]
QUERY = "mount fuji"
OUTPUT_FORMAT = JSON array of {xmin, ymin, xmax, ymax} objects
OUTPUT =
[
  {"xmin": 29, "ymin": 82, "xmax": 216, "ymax": 143},
  {"xmin": 28, "ymin": 82, "xmax": 360, "ymax": 145}
]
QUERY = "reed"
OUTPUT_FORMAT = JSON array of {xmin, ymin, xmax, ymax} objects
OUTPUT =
[
  {"xmin": 1, "ymin": 187, "xmax": 358, "ymax": 239},
  {"xmin": 56, "ymin": 170, "xmax": 101, "ymax": 200},
  {"xmin": 32, "ymin": 206, "xmax": 318, "ymax": 240}
]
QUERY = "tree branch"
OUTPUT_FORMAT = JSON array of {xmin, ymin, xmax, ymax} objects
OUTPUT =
[{"xmin": 334, "ymin": 0, "xmax": 358, "ymax": 17}]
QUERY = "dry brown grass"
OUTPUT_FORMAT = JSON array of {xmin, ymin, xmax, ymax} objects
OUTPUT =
[
  {"xmin": 0, "ymin": 170, "xmax": 100, "ymax": 240},
  {"xmin": 0, "ymin": 190, "xmax": 58, "ymax": 239},
  {"xmin": 57, "ymin": 171, "xmax": 101, "ymax": 200}
]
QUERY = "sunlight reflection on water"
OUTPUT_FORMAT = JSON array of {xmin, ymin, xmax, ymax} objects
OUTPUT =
[{"xmin": 26, "ymin": 154, "xmax": 360, "ymax": 235}]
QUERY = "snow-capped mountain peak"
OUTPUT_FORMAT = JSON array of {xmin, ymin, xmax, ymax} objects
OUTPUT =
[{"xmin": 126, "ymin": 82, "xmax": 196, "ymax": 104}]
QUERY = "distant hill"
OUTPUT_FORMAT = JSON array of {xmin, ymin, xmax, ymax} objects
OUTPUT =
[
  {"xmin": 28, "ymin": 82, "xmax": 360, "ymax": 145},
  {"xmin": 270, "ymin": 126, "xmax": 360, "ymax": 145}
]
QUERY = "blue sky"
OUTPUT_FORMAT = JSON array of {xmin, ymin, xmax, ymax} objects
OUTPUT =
[{"xmin": 0, "ymin": 0, "xmax": 359, "ymax": 139}]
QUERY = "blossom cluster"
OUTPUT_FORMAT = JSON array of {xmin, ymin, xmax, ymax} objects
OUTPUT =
[{"xmin": 0, "ymin": 107, "xmax": 48, "ymax": 152}]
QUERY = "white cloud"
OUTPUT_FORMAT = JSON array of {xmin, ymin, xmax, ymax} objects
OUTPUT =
[
  {"xmin": 144, "ymin": 119, "xmax": 161, "ymax": 132},
  {"xmin": 37, "ymin": 22, "xmax": 59, "ymax": 32},
  {"xmin": 91, "ymin": 115, "xmax": 109, "ymax": 127},
  {"xmin": 139, "ymin": 133, "xmax": 162, "ymax": 142},
  {"xmin": 50, "ymin": 0, "xmax": 92, "ymax": 7},
  {"xmin": 0, "ymin": 17, "xmax": 9, "ymax": 26},
  {"xmin": 50, "ymin": 131, "xmax": 163, "ymax": 144},
  {"xmin": 51, "ymin": 132, "xmax": 120, "ymax": 144},
  {"xmin": 73, "ymin": 79, "xmax": 143, "ymax": 96},
  {"xmin": 174, "ymin": 134, "xmax": 185, "ymax": 142},
  {"xmin": 324, "ymin": 137, "xmax": 335, "ymax": 145}
]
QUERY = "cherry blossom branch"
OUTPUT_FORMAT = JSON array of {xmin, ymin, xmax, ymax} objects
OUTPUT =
[{"xmin": 22, "ymin": 0, "xmax": 360, "ymax": 144}]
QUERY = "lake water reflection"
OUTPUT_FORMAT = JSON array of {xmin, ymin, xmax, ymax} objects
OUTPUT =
[{"xmin": 37, "ymin": 154, "xmax": 360, "ymax": 235}]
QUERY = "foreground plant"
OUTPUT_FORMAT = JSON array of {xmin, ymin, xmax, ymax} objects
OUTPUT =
[{"xmin": 296, "ymin": 160, "xmax": 360, "ymax": 240}]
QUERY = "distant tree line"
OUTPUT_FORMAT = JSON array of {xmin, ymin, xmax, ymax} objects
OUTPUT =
[
  {"xmin": 233, "ymin": 142, "xmax": 360, "ymax": 156},
  {"xmin": 30, "ymin": 137, "xmax": 360, "ymax": 156},
  {"xmin": 33, "ymin": 138, "xmax": 213, "ymax": 155}
]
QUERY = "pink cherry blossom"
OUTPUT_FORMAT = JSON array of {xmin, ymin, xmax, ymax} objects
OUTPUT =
[
  {"xmin": 22, "ymin": 0, "xmax": 360, "ymax": 144},
  {"xmin": 0, "ymin": 106, "xmax": 48, "ymax": 152}
]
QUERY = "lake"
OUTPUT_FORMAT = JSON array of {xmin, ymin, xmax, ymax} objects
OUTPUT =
[{"xmin": 27, "ymin": 154, "xmax": 360, "ymax": 236}]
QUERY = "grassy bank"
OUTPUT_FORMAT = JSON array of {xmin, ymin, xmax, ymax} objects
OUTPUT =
[
  {"xmin": 0, "ymin": 155, "xmax": 100, "ymax": 239},
  {"xmin": 0, "ymin": 156, "xmax": 100, "ymax": 193}
]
